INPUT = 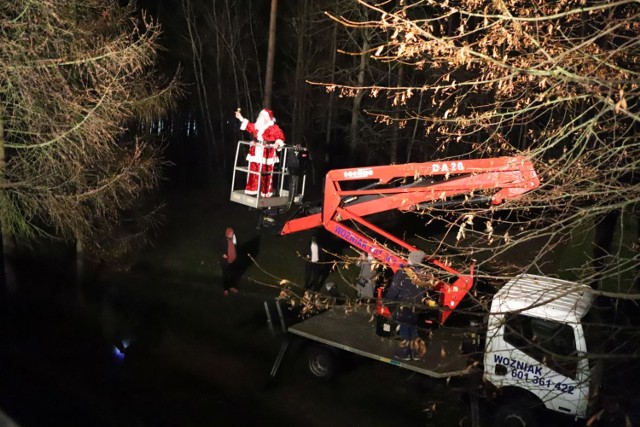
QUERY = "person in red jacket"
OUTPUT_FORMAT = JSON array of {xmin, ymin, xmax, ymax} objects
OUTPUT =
[
  {"xmin": 235, "ymin": 108, "xmax": 286, "ymax": 197},
  {"xmin": 220, "ymin": 227, "xmax": 239, "ymax": 296}
]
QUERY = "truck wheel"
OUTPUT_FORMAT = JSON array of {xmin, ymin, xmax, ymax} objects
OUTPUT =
[
  {"xmin": 306, "ymin": 345, "xmax": 336, "ymax": 379},
  {"xmin": 493, "ymin": 403, "xmax": 537, "ymax": 427}
]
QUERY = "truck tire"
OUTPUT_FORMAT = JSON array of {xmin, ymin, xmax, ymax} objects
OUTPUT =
[
  {"xmin": 306, "ymin": 345, "xmax": 337, "ymax": 380},
  {"xmin": 493, "ymin": 402, "xmax": 537, "ymax": 427}
]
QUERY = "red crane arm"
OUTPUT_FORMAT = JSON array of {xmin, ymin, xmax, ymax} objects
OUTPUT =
[
  {"xmin": 282, "ymin": 156, "xmax": 538, "ymax": 237},
  {"xmin": 280, "ymin": 156, "xmax": 540, "ymax": 324}
]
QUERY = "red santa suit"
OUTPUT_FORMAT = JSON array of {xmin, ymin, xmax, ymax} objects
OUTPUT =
[{"xmin": 239, "ymin": 109, "xmax": 285, "ymax": 197}]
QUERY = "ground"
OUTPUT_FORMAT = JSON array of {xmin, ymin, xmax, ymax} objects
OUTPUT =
[
  {"xmin": 1, "ymin": 185, "xmax": 638, "ymax": 427},
  {"xmin": 0, "ymin": 187, "xmax": 447, "ymax": 427}
]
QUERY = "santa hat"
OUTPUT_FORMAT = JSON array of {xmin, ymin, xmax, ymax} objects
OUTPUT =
[{"xmin": 259, "ymin": 109, "xmax": 275, "ymax": 123}]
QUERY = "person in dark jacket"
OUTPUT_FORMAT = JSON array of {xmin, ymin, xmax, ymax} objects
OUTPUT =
[
  {"xmin": 220, "ymin": 227, "xmax": 239, "ymax": 296},
  {"xmin": 385, "ymin": 250, "xmax": 426, "ymax": 361},
  {"xmin": 356, "ymin": 252, "xmax": 378, "ymax": 299}
]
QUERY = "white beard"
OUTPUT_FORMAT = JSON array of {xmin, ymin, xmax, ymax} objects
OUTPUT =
[
  {"xmin": 256, "ymin": 122, "xmax": 267, "ymax": 141},
  {"xmin": 255, "ymin": 112, "xmax": 274, "ymax": 141}
]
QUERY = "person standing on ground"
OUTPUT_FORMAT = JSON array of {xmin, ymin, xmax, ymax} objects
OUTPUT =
[
  {"xmin": 235, "ymin": 108, "xmax": 286, "ymax": 197},
  {"xmin": 220, "ymin": 227, "xmax": 239, "ymax": 296},
  {"xmin": 385, "ymin": 250, "xmax": 427, "ymax": 361},
  {"xmin": 356, "ymin": 252, "xmax": 377, "ymax": 299},
  {"xmin": 304, "ymin": 235, "xmax": 324, "ymax": 292}
]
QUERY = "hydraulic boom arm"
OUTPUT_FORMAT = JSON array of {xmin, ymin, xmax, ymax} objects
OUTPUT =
[{"xmin": 281, "ymin": 156, "xmax": 540, "ymax": 324}]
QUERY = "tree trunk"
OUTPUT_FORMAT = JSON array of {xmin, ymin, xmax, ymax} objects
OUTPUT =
[
  {"xmin": 635, "ymin": 210, "xmax": 640, "ymax": 292},
  {"xmin": 183, "ymin": 0, "xmax": 218, "ymax": 176},
  {"xmin": 406, "ymin": 90, "xmax": 424, "ymax": 163},
  {"xmin": 0, "ymin": 111, "xmax": 17, "ymax": 294},
  {"xmin": 324, "ymin": 22, "xmax": 338, "ymax": 168},
  {"xmin": 213, "ymin": 1, "xmax": 227, "ymax": 175},
  {"xmin": 263, "ymin": 0, "xmax": 278, "ymax": 109},
  {"xmin": 349, "ymin": 32, "xmax": 370, "ymax": 162},
  {"xmin": 291, "ymin": 0, "xmax": 309, "ymax": 147},
  {"xmin": 390, "ymin": 63, "xmax": 404, "ymax": 164},
  {"xmin": 591, "ymin": 210, "xmax": 620, "ymax": 290},
  {"xmin": 76, "ymin": 238, "xmax": 86, "ymax": 304}
]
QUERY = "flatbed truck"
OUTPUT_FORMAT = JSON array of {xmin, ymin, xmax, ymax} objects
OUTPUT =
[
  {"xmin": 270, "ymin": 274, "xmax": 602, "ymax": 427},
  {"xmin": 266, "ymin": 157, "xmax": 608, "ymax": 426}
]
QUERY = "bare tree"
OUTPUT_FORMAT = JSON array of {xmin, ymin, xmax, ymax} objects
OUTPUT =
[
  {"xmin": 317, "ymin": 2, "xmax": 418, "ymax": 166},
  {"xmin": 321, "ymin": 0, "xmax": 640, "ymax": 295},
  {"xmin": 0, "ymin": 0, "xmax": 180, "ymax": 290},
  {"xmin": 290, "ymin": 0, "xmax": 310, "ymax": 146},
  {"xmin": 288, "ymin": 6, "xmax": 640, "ymax": 408},
  {"xmin": 182, "ymin": 0, "xmax": 219, "ymax": 173}
]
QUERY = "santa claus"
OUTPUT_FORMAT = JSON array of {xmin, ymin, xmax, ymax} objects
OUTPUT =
[{"xmin": 235, "ymin": 109, "xmax": 286, "ymax": 197}]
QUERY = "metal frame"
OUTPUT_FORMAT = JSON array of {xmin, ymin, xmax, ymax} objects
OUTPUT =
[{"xmin": 230, "ymin": 141, "xmax": 308, "ymax": 209}]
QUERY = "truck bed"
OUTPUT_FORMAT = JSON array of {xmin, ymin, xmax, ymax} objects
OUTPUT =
[{"xmin": 287, "ymin": 305, "xmax": 474, "ymax": 378}]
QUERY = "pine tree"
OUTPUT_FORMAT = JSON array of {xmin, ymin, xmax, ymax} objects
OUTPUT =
[{"xmin": 0, "ymin": 1, "xmax": 180, "ymax": 289}]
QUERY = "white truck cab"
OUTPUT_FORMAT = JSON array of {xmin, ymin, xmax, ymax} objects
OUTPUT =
[{"xmin": 484, "ymin": 274, "xmax": 602, "ymax": 421}]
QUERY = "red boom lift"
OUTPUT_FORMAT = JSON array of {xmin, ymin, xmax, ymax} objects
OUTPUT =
[{"xmin": 280, "ymin": 156, "xmax": 540, "ymax": 324}]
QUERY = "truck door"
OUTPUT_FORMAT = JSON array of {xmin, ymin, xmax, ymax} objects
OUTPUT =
[{"xmin": 485, "ymin": 313, "xmax": 590, "ymax": 418}]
